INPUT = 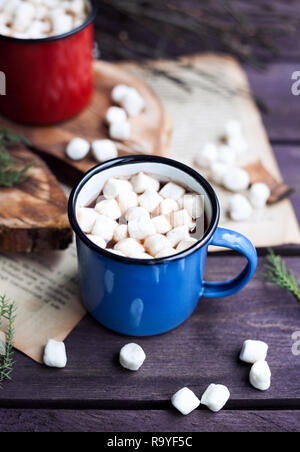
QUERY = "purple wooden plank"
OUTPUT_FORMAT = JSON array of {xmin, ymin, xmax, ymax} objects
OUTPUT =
[
  {"xmin": 246, "ymin": 63, "xmax": 300, "ymax": 141},
  {"xmin": 0, "ymin": 256, "xmax": 299, "ymax": 405},
  {"xmin": 0, "ymin": 409, "xmax": 299, "ymax": 432}
]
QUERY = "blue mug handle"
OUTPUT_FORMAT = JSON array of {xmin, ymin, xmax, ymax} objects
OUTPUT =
[{"xmin": 203, "ymin": 227, "xmax": 257, "ymax": 298}]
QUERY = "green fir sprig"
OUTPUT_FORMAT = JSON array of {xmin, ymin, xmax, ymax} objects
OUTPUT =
[
  {"xmin": 0, "ymin": 128, "xmax": 34, "ymax": 188},
  {"xmin": 263, "ymin": 249, "xmax": 300, "ymax": 302},
  {"xmin": 0, "ymin": 295, "xmax": 15, "ymax": 387}
]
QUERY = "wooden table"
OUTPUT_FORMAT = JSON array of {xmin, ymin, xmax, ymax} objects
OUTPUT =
[{"xmin": 1, "ymin": 23, "xmax": 300, "ymax": 436}]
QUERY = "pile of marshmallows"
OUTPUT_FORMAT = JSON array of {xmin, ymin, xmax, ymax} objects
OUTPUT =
[
  {"xmin": 77, "ymin": 173, "xmax": 202, "ymax": 259},
  {"xmin": 43, "ymin": 338, "xmax": 271, "ymax": 416},
  {"xmin": 66, "ymin": 84, "xmax": 145, "ymax": 163},
  {"xmin": 0, "ymin": 0, "xmax": 89, "ymax": 39},
  {"xmin": 195, "ymin": 120, "xmax": 271, "ymax": 222}
]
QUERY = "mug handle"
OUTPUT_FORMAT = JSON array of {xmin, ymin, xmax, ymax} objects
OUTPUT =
[{"xmin": 203, "ymin": 227, "xmax": 257, "ymax": 298}]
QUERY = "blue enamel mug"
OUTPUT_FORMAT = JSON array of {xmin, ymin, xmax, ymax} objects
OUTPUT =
[{"xmin": 68, "ymin": 155, "xmax": 257, "ymax": 336}]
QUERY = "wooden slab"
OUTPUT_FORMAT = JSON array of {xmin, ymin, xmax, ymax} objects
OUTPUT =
[
  {"xmin": 0, "ymin": 256, "xmax": 299, "ymax": 405},
  {"xmin": 0, "ymin": 61, "xmax": 172, "ymax": 185},
  {"xmin": 0, "ymin": 147, "xmax": 72, "ymax": 252}
]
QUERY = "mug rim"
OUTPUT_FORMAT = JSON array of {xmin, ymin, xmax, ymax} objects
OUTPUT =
[
  {"xmin": 0, "ymin": 0, "xmax": 97, "ymax": 44},
  {"xmin": 68, "ymin": 155, "xmax": 220, "ymax": 266}
]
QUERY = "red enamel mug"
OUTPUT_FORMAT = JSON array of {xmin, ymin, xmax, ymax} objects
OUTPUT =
[{"xmin": 0, "ymin": 1, "xmax": 97, "ymax": 125}]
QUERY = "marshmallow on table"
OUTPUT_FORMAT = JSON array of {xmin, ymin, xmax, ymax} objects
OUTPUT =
[
  {"xmin": 249, "ymin": 361, "xmax": 271, "ymax": 391},
  {"xmin": 114, "ymin": 238, "xmax": 144, "ymax": 257},
  {"xmin": 118, "ymin": 190, "xmax": 138, "ymax": 214},
  {"xmin": 113, "ymin": 224, "xmax": 128, "ymax": 242},
  {"xmin": 103, "ymin": 178, "xmax": 132, "ymax": 199},
  {"xmin": 179, "ymin": 194, "xmax": 204, "ymax": 219},
  {"xmin": 210, "ymin": 162, "xmax": 229, "ymax": 185},
  {"xmin": 120, "ymin": 88, "xmax": 145, "ymax": 117},
  {"xmin": 111, "ymin": 84, "xmax": 130, "ymax": 104},
  {"xmin": 218, "ymin": 144, "xmax": 236, "ymax": 165},
  {"xmin": 66, "ymin": 137, "xmax": 90, "ymax": 161},
  {"xmin": 159, "ymin": 198, "xmax": 179, "ymax": 215},
  {"xmin": 239, "ymin": 340, "xmax": 269, "ymax": 364},
  {"xmin": 77, "ymin": 207, "xmax": 99, "ymax": 233},
  {"xmin": 171, "ymin": 209, "xmax": 194, "ymax": 229},
  {"xmin": 152, "ymin": 215, "xmax": 172, "ymax": 234},
  {"xmin": 159, "ymin": 182, "xmax": 185, "ymax": 201},
  {"xmin": 144, "ymin": 234, "xmax": 171, "ymax": 256},
  {"xmin": 92, "ymin": 215, "xmax": 118, "ymax": 242},
  {"xmin": 229, "ymin": 194, "xmax": 253, "ymax": 222},
  {"xmin": 13, "ymin": 2, "xmax": 36, "ymax": 32},
  {"xmin": 167, "ymin": 226, "xmax": 190, "ymax": 248},
  {"xmin": 171, "ymin": 387, "xmax": 200, "ymax": 416},
  {"xmin": 228, "ymin": 135, "xmax": 248, "ymax": 155},
  {"xmin": 195, "ymin": 143, "xmax": 218, "ymax": 168},
  {"xmin": 43, "ymin": 339, "xmax": 67, "ymax": 368},
  {"xmin": 155, "ymin": 247, "xmax": 177, "ymax": 258},
  {"xmin": 86, "ymin": 234, "xmax": 106, "ymax": 249},
  {"xmin": 92, "ymin": 139, "xmax": 118, "ymax": 163},
  {"xmin": 95, "ymin": 199, "xmax": 122, "ymax": 220},
  {"xmin": 105, "ymin": 106, "xmax": 127, "ymax": 125},
  {"xmin": 200, "ymin": 384, "xmax": 230, "ymax": 412},
  {"xmin": 249, "ymin": 183, "xmax": 270, "ymax": 209},
  {"xmin": 119, "ymin": 343, "xmax": 146, "ymax": 371},
  {"xmin": 176, "ymin": 238, "xmax": 197, "ymax": 252},
  {"xmin": 109, "ymin": 121, "xmax": 131, "ymax": 141},
  {"xmin": 223, "ymin": 167, "xmax": 250, "ymax": 192},
  {"xmin": 225, "ymin": 119, "xmax": 243, "ymax": 137},
  {"xmin": 131, "ymin": 172, "xmax": 160, "ymax": 193},
  {"xmin": 139, "ymin": 188, "xmax": 162, "ymax": 213},
  {"xmin": 126, "ymin": 206, "xmax": 150, "ymax": 222},
  {"xmin": 128, "ymin": 215, "xmax": 156, "ymax": 240}
]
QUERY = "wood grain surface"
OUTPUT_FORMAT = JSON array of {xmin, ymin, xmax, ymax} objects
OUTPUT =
[{"xmin": 0, "ymin": 147, "xmax": 72, "ymax": 252}]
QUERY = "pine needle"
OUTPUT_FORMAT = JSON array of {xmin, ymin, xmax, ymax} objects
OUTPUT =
[
  {"xmin": 0, "ymin": 128, "xmax": 34, "ymax": 188},
  {"xmin": 263, "ymin": 249, "xmax": 300, "ymax": 302},
  {"xmin": 0, "ymin": 295, "xmax": 15, "ymax": 387}
]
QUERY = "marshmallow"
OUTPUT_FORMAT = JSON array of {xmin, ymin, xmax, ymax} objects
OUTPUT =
[
  {"xmin": 167, "ymin": 226, "xmax": 190, "ymax": 248},
  {"xmin": 176, "ymin": 238, "xmax": 197, "ymax": 252},
  {"xmin": 155, "ymin": 247, "xmax": 177, "ymax": 258},
  {"xmin": 91, "ymin": 215, "xmax": 118, "ymax": 242},
  {"xmin": 135, "ymin": 252, "xmax": 153, "ymax": 259},
  {"xmin": 200, "ymin": 384, "xmax": 230, "ymax": 412},
  {"xmin": 151, "ymin": 215, "xmax": 172, "ymax": 234},
  {"xmin": 225, "ymin": 119, "xmax": 243, "ymax": 137},
  {"xmin": 120, "ymin": 88, "xmax": 145, "ymax": 117},
  {"xmin": 109, "ymin": 249, "xmax": 125, "ymax": 257},
  {"xmin": 111, "ymin": 84, "xmax": 130, "ymax": 104},
  {"xmin": 223, "ymin": 167, "xmax": 250, "ymax": 192},
  {"xmin": 109, "ymin": 121, "xmax": 131, "ymax": 141},
  {"xmin": 66, "ymin": 0, "xmax": 86, "ymax": 16},
  {"xmin": 228, "ymin": 135, "xmax": 248, "ymax": 155},
  {"xmin": 171, "ymin": 209, "xmax": 194, "ymax": 229},
  {"xmin": 171, "ymin": 387, "xmax": 200, "ymax": 416},
  {"xmin": 229, "ymin": 194, "xmax": 253, "ymax": 221},
  {"xmin": 118, "ymin": 190, "xmax": 138, "ymax": 214},
  {"xmin": 179, "ymin": 194, "xmax": 204, "ymax": 219},
  {"xmin": 13, "ymin": 2, "xmax": 36, "ymax": 32},
  {"xmin": 119, "ymin": 343, "xmax": 146, "ymax": 371},
  {"xmin": 77, "ymin": 207, "xmax": 99, "ymax": 233},
  {"xmin": 92, "ymin": 139, "xmax": 118, "ymax": 163},
  {"xmin": 195, "ymin": 143, "xmax": 219, "ymax": 168},
  {"xmin": 51, "ymin": 13, "xmax": 73, "ymax": 35},
  {"xmin": 159, "ymin": 198, "xmax": 179, "ymax": 215},
  {"xmin": 131, "ymin": 172, "xmax": 160, "ymax": 193},
  {"xmin": 26, "ymin": 20, "xmax": 50, "ymax": 37},
  {"xmin": 210, "ymin": 162, "xmax": 229, "ymax": 185},
  {"xmin": 86, "ymin": 234, "xmax": 106, "ymax": 249},
  {"xmin": 249, "ymin": 183, "xmax": 270, "ymax": 209},
  {"xmin": 128, "ymin": 215, "xmax": 156, "ymax": 240},
  {"xmin": 103, "ymin": 178, "xmax": 133, "ymax": 199},
  {"xmin": 126, "ymin": 206, "xmax": 150, "ymax": 222},
  {"xmin": 113, "ymin": 224, "xmax": 128, "ymax": 242},
  {"xmin": 144, "ymin": 234, "xmax": 171, "ymax": 256},
  {"xmin": 95, "ymin": 199, "xmax": 122, "ymax": 220},
  {"xmin": 139, "ymin": 188, "xmax": 163, "ymax": 213},
  {"xmin": 66, "ymin": 137, "xmax": 90, "ymax": 161},
  {"xmin": 218, "ymin": 144, "xmax": 236, "ymax": 165},
  {"xmin": 249, "ymin": 361, "xmax": 271, "ymax": 391},
  {"xmin": 239, "ymin": 340, "xmax": 269, "ymax": 364},
  {"xmin": 159, "ymin": 182, "xmax": 185, "ymax": 201},
  {"xmin": 114, "ymin": 238, "xmax": 144, "ymax": 257},
  {"xmin": 105, "ymin": 106, "xmax": 127, "ymax": 125},
  {"xmin": 43, "ymin": 339, "xmax": 67, "ymax": 368}
]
